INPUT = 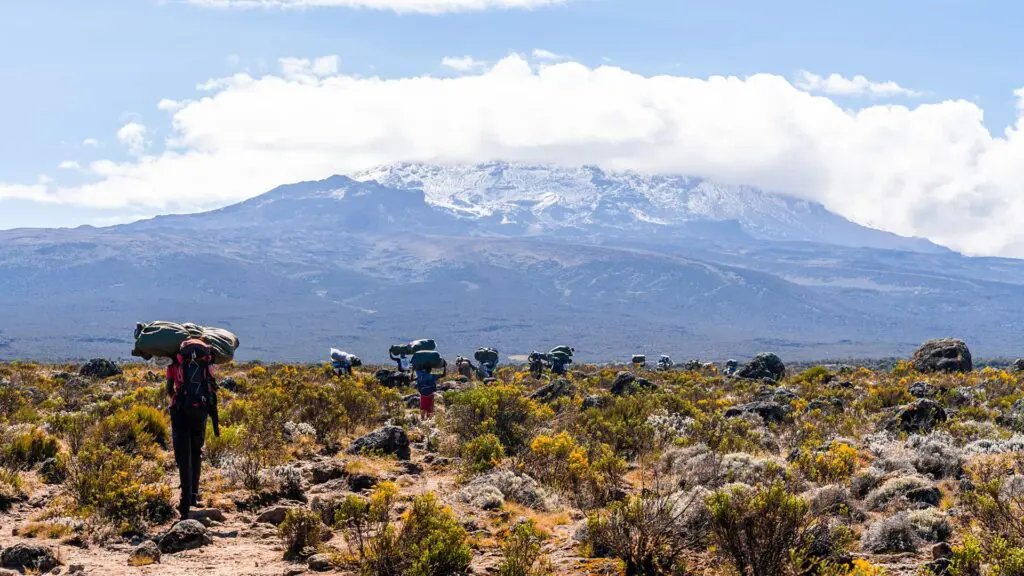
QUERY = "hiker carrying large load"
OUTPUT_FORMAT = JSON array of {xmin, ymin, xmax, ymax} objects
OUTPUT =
[
  {"xmin": 528, "ymin": 351, "xmax": 550, "ymax": 378},
  {"xmin": 474, "ymin": 347, "xmax": 499, "ymax": 379},
  {"xmin": 166, "ymin": 339, "xmax": 221, "ymax": 519},
  {"xmin": 455, "ymin": 356, "xmax": 476, "ymax": 380},
  {"xmin": 388, "ymin": 339, "xmax": 436, "ymax": 372},
  {"xmin": 330, "ymin": 349, "xmax": 361, "ymax": 376},
  {"xmin": 411, "ymin": 349, "xmax": 446, "ymax": 418},
  {"xmin": 657, "ymin": 355, "xmax": 674, "ymax": 371},
  {"xmin": 548, "ymin": 345, "xmax": 574, "ymax": 376},
  {"xmin": 133, "ymin": 321, "xmax": 239, "ymax": 364}
]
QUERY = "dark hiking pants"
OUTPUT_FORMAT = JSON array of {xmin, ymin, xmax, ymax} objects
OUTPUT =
[{"xmin": 171, "ymin": 408, "xmax": 208, "ymax": 516}]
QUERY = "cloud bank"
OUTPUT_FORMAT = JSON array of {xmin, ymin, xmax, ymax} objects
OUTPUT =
[
  {"xmin": 796, "ymin": 70, "xmax": 922, "ymax": 98},
  {"xmin": 3, "ymin": 55, "xmax": 1024, "ymax": 257},
  {"xmin": 187, "ymin": 0, "xmax": 564, "ymax": 14}
]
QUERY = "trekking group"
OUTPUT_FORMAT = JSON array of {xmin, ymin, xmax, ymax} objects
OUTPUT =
[{"xmin": 131, "ymin": 320, "xmax": 591, "ymax": 520}]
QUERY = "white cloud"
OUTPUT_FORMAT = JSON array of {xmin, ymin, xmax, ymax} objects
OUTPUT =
[
  {"xmin": 158, "ymin": 99, "xmax": 185, "ymax": 112},
  {"xmin": 532, "ymin": 48, "xmax": 567, "ymax": 61},
  {"xmin": 4, "ymin": 55, "xmax": 1024, "ymax": 257},
  {"xmin": 279, "ymin": 56, "xmax": 340, "ymax": 81},
  {"xmin": 58, "ymin": 161, "xmax": 81, "ymax": 170},
  {"xmin": 116, "ymin": 122, "xmax": 149, "ymax": 156},
  {"xmin": 441, "ymin": 56, "xmax": 485, "ymax": 72},
  {"xmin": 795, "ymin": 70, "xmax": 922, "ymax": 98},
  {"xmin": 186, "ymin": 0, "xmax": 563, "ymax": 13},
  {"xmin": 82, "ymin": 138, "xmax": 100, "ymax": 148}
]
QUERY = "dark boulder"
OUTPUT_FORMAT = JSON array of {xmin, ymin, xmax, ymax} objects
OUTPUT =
[
  {"xmin": 755, "ymin": 386, "xmax": 798, "ymax": 405},
  {"xmin": 912, "ymin": 339, "xmax": 972, "ymax": 374},
  {"xmin": 255, "ymin": 505, "xmax": 295, "ymax": 526},
  {"xmin": 159, "ymin": 519, "xmax": 212, "ymax": 553},
  {"xmin": 906, "ymin": 486, "xmax": 942, "ymax": 507},
  {"xmin": 736, "ymin": 353, "xmax": 786, "ymax": 382},
  {"xmin": 1, "ymin": 543, "xmax": 59, "ymax": 573},
  {"xmin": 883, "ymin": 399, "xmax": 947, "ymax": 434},
  {"xmin": 78, "ymin": 358, "xmax": 122, "ymax": 379},
  {"xmin": 529, "ymin": 379, "xmax": 575, "ymax": 402},
  {"xmin": 725, "ymin": 401, "xmax": 787, "ymax": 424},
  {"xmin": 908, "ymin": 381, "xmax": 937, "ymax": 399},
  {"xmin": 581, "ymin": 395, "xmax": 606, "ymax": 410},
  {"xmin": 219, "ymin": 377, "xmax": 239, "ymax": 392},
  {"xmin": 609, "ymin": 372, "xmax": 656, "ymax": 396},
  {"xmin": 1012, "ymin": 359, "xmax": 1024, "ymax": 372},
  {"xmin": 310, "ymin": 460, "xmax": 347, "ymax": 485},
  {"xmin": 346, "ymin": 425, "xmax": 411, "ymax": 461}
]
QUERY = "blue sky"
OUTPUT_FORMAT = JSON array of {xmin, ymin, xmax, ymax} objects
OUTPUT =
[{"xmin": 2, "ymin": 0, "xmax": 1024, "ymax": 255}]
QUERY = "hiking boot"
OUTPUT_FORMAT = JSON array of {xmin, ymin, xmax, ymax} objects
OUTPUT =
[{"xmin": 191, "ymin": 493, "xmax": 200, "ymax": 507}]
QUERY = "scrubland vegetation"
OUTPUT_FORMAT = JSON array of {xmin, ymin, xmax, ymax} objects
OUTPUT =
[{"xmin": 3, "ymin": 354, "xmax": 1024, "ymax": 575}]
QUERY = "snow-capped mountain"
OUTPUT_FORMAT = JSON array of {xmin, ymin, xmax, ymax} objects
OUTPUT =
[
  {"xmin": 6, "ymin": 162, "xmax": 1021, "ymax": 364},
  {"xmin": 353, "ymin": 161, "xmax": 944, "ymax": 252}
]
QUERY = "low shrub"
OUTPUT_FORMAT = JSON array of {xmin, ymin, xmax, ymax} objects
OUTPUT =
[
  {"xmin": 461, "ymin": 433, "xmax": 504, "ymax": 474},
  {"xmin": 204, "ymin": 423, "xmax": 240, "ymax": 467},
  {"xmin": 63, "ymin": 438, "xmax": 172, "ymax": 534},
  {"xmin": 279, "ymin": 507, "xmax": 328, "ymax": 559},
  {"xmin": 334, "ymin": 483, "xmax": 471, "ymax": 576},
  {"xmin": 587, "ymin": 491, "xmax": 702, "ymax": 576},
  {"xmin": 861, "ymin": 512, "xmax": 920, "ymax": 553},
  {"xmin": 444, "ymin": 384, "xmax": 551, "ymax": 455},
  {"xmin": 707, "ymin": 482, "xmax": 809, "ymax": 576},
  {"xmin": 0, "ymin": 467, "xmax": 26, "ymax": 511},
  {"xmin": 527, "ymin": 432, "xmax": 625, "ymax": 508},
  {"xmin": 497, "ymin": 520, "xmax": 553, "ymax": 576},
  {"xmin": 794, "ymin": 441, "xmax": 859, "ymax": 483},
  {"xmin": 4, "ymin": 426, "xmax": 60, "ymax": 468}
]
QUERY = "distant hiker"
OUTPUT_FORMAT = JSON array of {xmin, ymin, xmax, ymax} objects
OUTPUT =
[
  {"xmin": 658, "ymin": 355, "xmax": 674, "ymax": 371},
  {"xmin": 330, "ymin": 348, "xmax": 361, "ymax": 376},
  {"xmin": 166, "ymin": 339, "xmax": 220, "ymax": 519},
  {"xmin": 528, "ymin": 352, "xmax": 548, "ymax": 378},
  {"xmin": 455, "ymin": 356, "xmax": 476, "ymax": 380},
  {"xmin": 549, "ymin": 345, "xmax": 574, "ymax": 376},
  {"xmin": 411, "ymin": 349, "xmax": 446, "ymax": 419},
  {"xmin": 389, "ymin": 345, "xmax": 409, "ymax": 373},
  {"xmin": 474, "ymin": 347, "xmax": 499, "ymax": 380}
]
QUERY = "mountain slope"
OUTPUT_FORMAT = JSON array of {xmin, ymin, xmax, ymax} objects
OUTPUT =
[{"xmin": 0, "ymin": 163, "xmax": 1020, "ymax": 363}]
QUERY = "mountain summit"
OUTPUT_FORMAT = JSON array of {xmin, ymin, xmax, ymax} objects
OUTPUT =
[{"xmin": 353, "ymin": 161, "xmax": 944, "ymax": 252}]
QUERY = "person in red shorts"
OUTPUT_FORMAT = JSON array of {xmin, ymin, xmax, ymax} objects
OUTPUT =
[{"xmin": 414, "ymin": 360, "xmax": 445, "ymax": 419}]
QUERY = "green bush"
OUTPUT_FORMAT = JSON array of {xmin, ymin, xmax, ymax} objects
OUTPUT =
[
  {"xmin": 497, "ymin": 520, "xmax": 553, "ymax": 576},
  {"xmin": 204, "ymin": 423, "xmax": 240, "ymax": 467},
  {"xmin": 462, "ymin": 433, "xmax": 505, "ymax": 474},
  {"xmin": 335, "ymin": 483, "xmax": 471, "ymax": 576},
  {"xmin": 95, "ymin": 404, "xmax": 169, "ymax": 455},
  {"xmin": 444, "ymin": 384, "xmax": 551, "ymax": 455},
  {"xmin": 4, "ymin": 426, "xmax": 59, "ymax": 468},
  {"xmin": 279, "ymin": 507, "xmax": 328, "ymax": 559},
  {"xmin": 587, "ymin": 492, "xmax": 700, "ymax": 576},
  {"xmin": 707, "ymin": 482, "xmax": 809, "ymax": 576},
  {"xmin": 48, "ymin": 410, "xmax": 92, "ymax": 454},
  {"xmin": 0, "ymin": 467, "xmax": 26, "ymax": 511},
  {"xmin": 576, "ymin": 395, "xmax": 658, "ymax": 459},
  {"xmin": 63, "ymin": 438, "xmax": 173, "ymax": 534}
]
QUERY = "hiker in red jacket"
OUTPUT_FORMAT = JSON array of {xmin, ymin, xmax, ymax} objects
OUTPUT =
[{"xmin": 166, "ymin": 339, "xmax": 220, "ymax": 519}]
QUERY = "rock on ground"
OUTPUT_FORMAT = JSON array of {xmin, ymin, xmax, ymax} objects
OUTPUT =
[
  {"xmin": 883, "ymin": 399, "xmax": 948, "ymax": 434},
  {"xmin": 912, "ymin": 339, "xmax": 972, "ymax": 373},
  {"xmin": 346, "ymin": 426, "xmax": 410, "ymax": 461},
  {"xmin": 736, "ymin": 353, "xmax": 786, "ymax": 382},
  {"xmin": 128, "ymin": 540, "xmax": 162, "ymax": 566},
  {"xmin": 78, "ymin": 358, "xmax": 122, "ymax": 379},
  {"xmin": 1, "ymin": 543, "xmax": 60, "ymax": 573},
  {"xmin": 159, "ymin": 519, "xmax": 213, "ymax": 553},
  {"xmin": 725, "ymin": 401, "xmax": 788, "ymax": 424},
  {"xmin": 256, "ymin": 505, "xmax": 297, "ymax": 526},
  {"xmin": 307, "ymin": 554, "xmax": 333, "ymax": 572}
]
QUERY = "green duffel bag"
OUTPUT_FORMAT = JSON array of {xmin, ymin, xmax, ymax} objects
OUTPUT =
[
  {"xmin": 201, "ymin": 326, "xmax": 240, "ymax": 364},
  {"xmin": 549, "ymin": 350, "xmax": 573, "ymax": 363},
  {"xmin": 132, "ymin": 321, "xmax": 191, "ymax": 360},
  {"xmin": 410, "ymin": 339, "xmax": 436, "ymax": 353},
  {"xmin": 550, "ymin": 346, "xmax": 575, "ymax": 357},
  {"xmin": 474, "ymin": 348, "xmax": 499, "ymax": 365},
  {"xmin": 410, "ymin": 350, "xmax": 445, "ymax": 371},
  {"xmin": 390, "ymin": 343, "xmax": 413, "ymax": 358}
]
